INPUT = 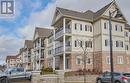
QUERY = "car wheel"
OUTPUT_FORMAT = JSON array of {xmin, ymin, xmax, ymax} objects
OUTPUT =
[
  {"xmin": 115, "ymin": 81, "xmax": 121, "ymax": 83},
  {"xmin": 97, "ymin": 79, "xmax": 102, "ymax": 83}
]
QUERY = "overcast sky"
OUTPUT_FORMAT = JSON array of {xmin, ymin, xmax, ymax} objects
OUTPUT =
[{"xmin": 0, "ymin": 0, "xmax": 130, "ymax": 65}]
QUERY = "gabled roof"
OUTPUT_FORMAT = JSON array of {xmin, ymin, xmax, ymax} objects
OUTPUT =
[
  {"xmin": 24, "ymin": 40, "xmax": 33, "ymax": 49},
  {"xmin": 34, "ymin": 27, "xmax": 52, "ymax": 39},
  {"xmin": 6, "ymin": 55, "xmax": 17, "ymax": 62},
  {"xmin": 125, "ymin": 24, "xmax": 130, "ymax": 31},
  {"xmin": 52, "ymin": 1, "xmax": 127, "ymax": 25},
  {"xmin": 94, "ymin": 2, "xmax": 112, "ymax": 19},
  {"xmin": 56, "ymin": 7, "xmax": 93, "ymax": 22}
]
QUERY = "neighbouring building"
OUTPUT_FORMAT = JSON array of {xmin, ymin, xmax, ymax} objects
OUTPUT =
[
  {"xmin": 23, "ymin": 40, "xmax": 33, "ymax": 71},
  {"xmin": 16, "ymin": 48, "xmax": 24, "ymax": 68},
  {"xmin": 33, "ymin": 27, "xmax": 53, "ymax": 70},
  {"xmin": 6, "ymin": 56, "xmax": 17, "ymax": 68},
  {"xmin": 5, "ymin": 1, "xmax": 130, "ymax": 73},
  {"xmin": 50, "ymin": 1, "xmax": 130, "ymax": 72}
]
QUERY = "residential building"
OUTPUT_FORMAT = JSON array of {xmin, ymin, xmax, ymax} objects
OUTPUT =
[
  {"xmin": 6, "ymin": 56, "xmax": 17, "ymax": 68},
  {"xmin": 33, "ymin": 27, "xmax": 52, "ymax": 70},
  {"xmin": 23, "ymin": 40, "xmax": 33, "ymax": 70},
  {"xmin": 50, "ymin": 1, "xmax": 130, "ymax": 72},
  {"xmin": 16, "ymin": 48, "xmax": 24, "ymax": 67}
]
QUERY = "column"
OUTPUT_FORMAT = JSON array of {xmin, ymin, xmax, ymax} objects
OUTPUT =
[
  {"xmin": 39, "ymin": 38, "xmax": 41, "ymax": 70},
  {"xmin": 53, "ymin": 29, "xmax": 56, "ymax": 70},
  {"xmin": 63, "ymin": 18, "xmax": 66, "ymax": 70}
]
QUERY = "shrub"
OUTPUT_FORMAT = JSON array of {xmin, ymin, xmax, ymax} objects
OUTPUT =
[
  {"xmin": 40, "ymin": 67, "xmax": 55, "ymax": 75},
  {"xmin": 64, "ymin": 69, "xmax": 103, "ymax": 77}
]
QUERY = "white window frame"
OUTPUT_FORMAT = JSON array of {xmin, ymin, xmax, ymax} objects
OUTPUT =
[
  {"xmin": 106, "ymin": 56, "xmax": 110, "ymax": 64},
  {"xmin": 117, "ymin": 56, "xmax": 124, "ymax": 64},
  {"xmin": 76, "ymin": 56, "xmax": 82, "ymax": 65},
  {"xmin": 105, "ymin": 39, "xmax": 109, "ymax": 47}
]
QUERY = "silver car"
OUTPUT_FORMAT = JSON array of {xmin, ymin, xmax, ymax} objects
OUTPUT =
[
  {"xmin": 96, "ymin": 72, "xmax": 130, "ymax": 83},
  {"xmin": 0, "ymin": 67, "xmax": 32, "ymax": 83}
]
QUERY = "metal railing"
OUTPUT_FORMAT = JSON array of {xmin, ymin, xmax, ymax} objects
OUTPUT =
[
  {"xmin": 55, "ymin": 28, "xmax": 71, "ymax": 39},
  {"xmin": 55, "ymin": 45, "xmax": 71, "ymax": 54}
]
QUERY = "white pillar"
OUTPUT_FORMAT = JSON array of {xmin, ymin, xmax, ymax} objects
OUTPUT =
[
  {"xmin": 39, "ymin": 38, "xmax": 41, "ymax": 70},
  {"xmin": 63, "ymin": 18, "xmax": 66, "ymax": 70},
  {"xmin": 53, "ymin": 29, "xmax": 56, "ymax": 70}
]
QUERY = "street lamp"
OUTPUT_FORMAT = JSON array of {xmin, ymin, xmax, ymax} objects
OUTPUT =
[
  {"xmin": 109, "ymin": 8, "xmax": 122, "ymax": 83},
  {"xmin": 77, "ymin": 39, "xmax": 92, "ymax": 83}
]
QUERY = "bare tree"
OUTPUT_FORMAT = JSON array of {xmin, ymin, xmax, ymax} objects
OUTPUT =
[{"xmin": 76, "ymin": 39, "xmax": 92, "ymax": 83}]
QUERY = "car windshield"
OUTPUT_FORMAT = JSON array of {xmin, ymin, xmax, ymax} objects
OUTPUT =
[{"xmin": 123, "ymin": 73, "xmax": 130, "ymax": 77}]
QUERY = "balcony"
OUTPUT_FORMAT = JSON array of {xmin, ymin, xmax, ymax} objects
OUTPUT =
[
  {"xmin": 55, "ymin": 45, "xmax": 71, "ymax": 55},
  {"xmin": 41, "ymin": 55, "xmax": 44, "ymax": 60},
  {"xmin": 55, "ymin": 28, "xmax": 71, "ymax": 39}
]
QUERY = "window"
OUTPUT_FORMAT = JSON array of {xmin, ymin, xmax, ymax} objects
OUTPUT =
[
  {"xmin": 115, "ymin": 25, "xmax": 117, "ymax": 31},
  {"xmin": 85, "ymin": 41, "xmax": 88, "ymax": 47},
  {"xmin": 120, "ymin": 41, "xmax": 123, "ymax": 47},
  {"xmin": 105, "ymin": 40, "xmax": 109, "ymax": 46},
  {"xmin": 125, "ymin": 32, "xmax": 128, "ymax": 37},
  {"xmin": 80, "ymin": 41, "xmax": 83, "ymax": 47},
  {"xmin": 115, "ymin": 25, "xmax": 123, "ymax": 32},
  {"xmin": 90, "ymin": 26, "xmax": 92, "ymax": 32},
  {"xmin": 121, "ymin": 26, "xmax": 123, "ymax": 32},
  {"xmin": 106, "ymin": 56, "xmax": 110, "ymax": 64},
  {"xmin": 85, "ymin": 25, "xmax": 87, "ymax": 31},
  {"xmin": 104, "ymin": 23, "xmax": 107, "ymax": 29},
  {"xmin": 125, "ymin": 45, "xmax": 129, "ymax": 50},
  {"xmin": 85, "ymin": 25, "xmax": 92, "ymax": 32},
  {"xmin": 116, "ymin": 41, "xmax": 123, "ymax": 48},
  {"xmin": 80, "ymin": 24, "xmax": 82, "ymax": 31},
  {"xmin": 117, "ymin": 56, "xmax": 123, "ymax": 64},
  {"xmin": 87, "ymin": 58, "xmax": 91, "ymax": 64},
  {"xmin": 76, "ymin": 57, "xmax": 81, "ymax": 65},
  {"xmin": 75, "ymin": 40, "xmax": 77, "ymax": 47},
  {"xmin": 75, "ymin": 24, "xmax": 77, "ymax": 30},
  {"xmin": 116, "ymin": 41, "xmax": 119, "ymax": 47},
  {"xmin": 89, "ymin": 41, "xmax": 92, "ymax": 48},
  {"xmin": 85, "ymin": 41, "xmax": 92, "ymax": 48}
]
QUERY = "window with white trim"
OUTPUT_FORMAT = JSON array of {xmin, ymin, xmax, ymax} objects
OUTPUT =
[
  {"xmin": 75, "ymin": 23, "xmax": 77, "ymax": 30},
  {"xmin": 115, "ymin": 25, "xmax": 123, "ymax": 32},
  {"xmin": 80, "ymin": 24, "xmax": 82, "ymax": 31},
  {"xmin": 106, "ymin": 56, "xmax": 110, "ymax": 64},
  {"xmin": 125, "ymin": 31, "xmax": 128, "ymax": 37},
  {"xmin": 116, "ymin": 41, "xmax": 123, "ymax": 48},
  {"xmin": 125, "ymin": 45, "xmax": 129, "ymax": 50},
  {"xmin": 105, "ymin": 39, "xmax": 109, "ymax": 46},
  {"xmin": 85, "ymin": 25, "xmax": 92, "ymax": 32},
  {"xmin": 75, "ymin": 40, "xmax": 77, "ymax": 47},
  {"xmin": 87, "ymin": 58, "xmax": 92, "ymax": 64},
  {"xmin": 117, "ymin": 56, "xmax": 123, "ymax": 64},
  {"xmin": 76, "ymin": 57, "xmax": 81, "ymax": 65},
  {"xmin": 104, "ymin": 22, "xmax": 107, "ymax": 29}
]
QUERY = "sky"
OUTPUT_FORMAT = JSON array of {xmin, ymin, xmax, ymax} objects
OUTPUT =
[{"xmin": 0, "ymin": 0, "xmax": 130, "ymax": 65}]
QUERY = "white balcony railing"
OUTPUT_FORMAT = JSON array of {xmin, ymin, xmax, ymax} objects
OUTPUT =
[
  {"xmin": 55, "ymin": 28, "xmax": 71, "ymax": 39},
  {"xmin": 55, "ymin": 45, "xmax": 71, "ymax": 54}
]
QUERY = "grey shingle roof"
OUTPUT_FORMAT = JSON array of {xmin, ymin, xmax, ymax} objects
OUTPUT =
[
  {"xmin": 25, "ymin": 40, "xmax": 33, "ymax": 48},
  {"xmin": 57, "ymin": 7, "xmax": 93, "ymax": 21},
  {"xmin": 56, "ymin": 2, "xmax": 113, "ymax": 22},
  {"xmin": 35, "ymin": 27, "xmax": 52, "ymax": 38},
  {"xmin": 125, "ymin": 24, "xmax": 130, "ymax": 31}
]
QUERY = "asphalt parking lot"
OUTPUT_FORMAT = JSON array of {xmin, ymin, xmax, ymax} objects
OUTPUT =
[{"xmin": 10, "ymin": 79, "xmax": 31, "ymax": 83}]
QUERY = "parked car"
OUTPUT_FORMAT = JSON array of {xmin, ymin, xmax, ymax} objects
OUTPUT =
[
  {"xmin": 0, "ymin": 67, "xmax": 32, "ymax": 83},
  {"xmin": 96, "ymin": 72, "xmax": 130, "ymax": 83}
]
